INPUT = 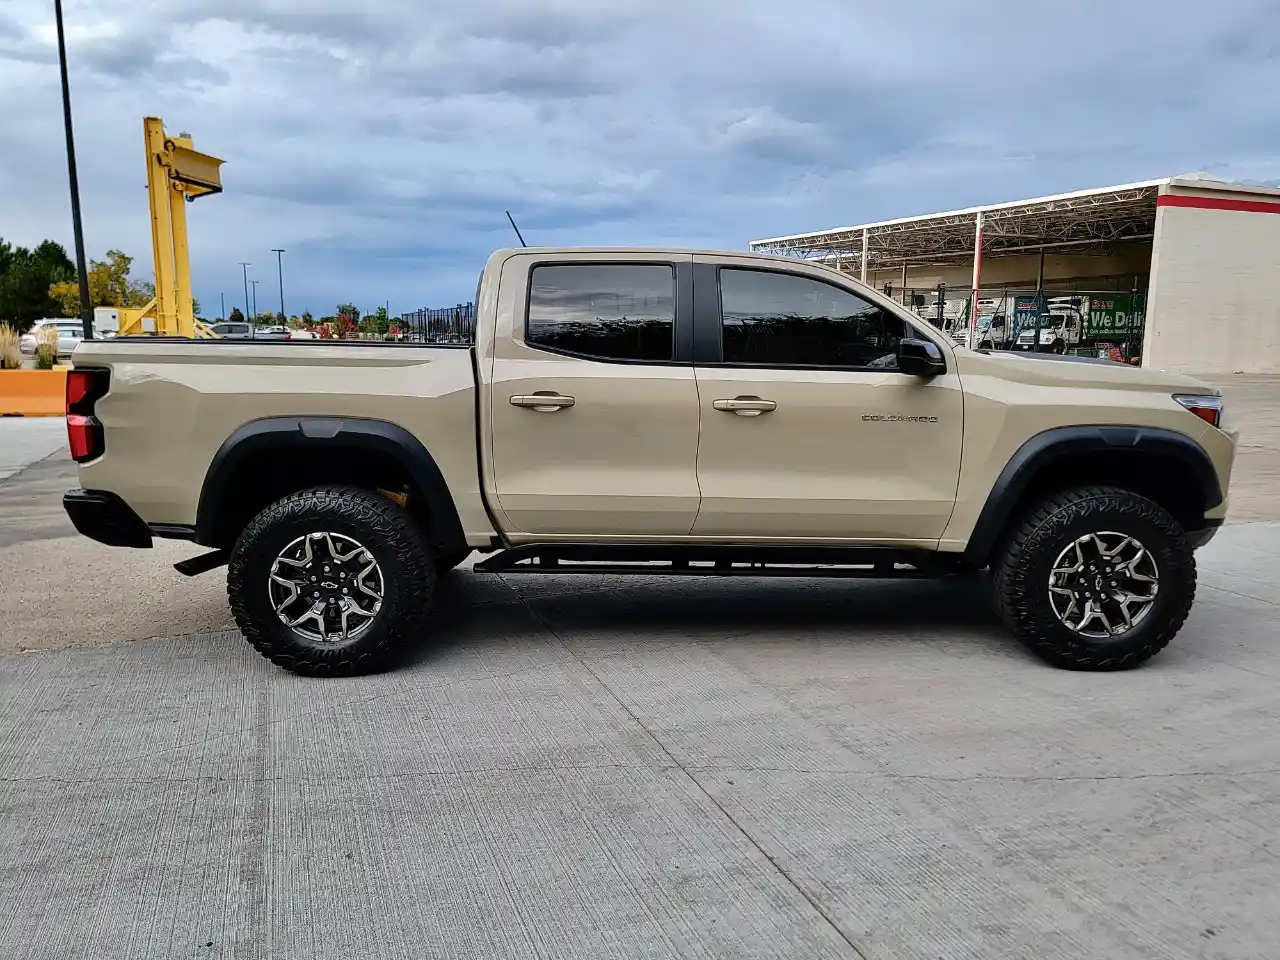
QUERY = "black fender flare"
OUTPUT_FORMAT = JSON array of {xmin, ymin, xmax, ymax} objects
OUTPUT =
[
  {"xmin": 195, "ymin": 416, "xmax": 467, "ymax": 551},
  {"xmin": 962, "ymin": 425, "xmax": 1222, "ymax": 566}
]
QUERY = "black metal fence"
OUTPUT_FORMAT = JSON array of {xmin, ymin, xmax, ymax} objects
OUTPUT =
[{"xmin": 398, "ymin": 303, "xmax": 475, "ymax": 344}]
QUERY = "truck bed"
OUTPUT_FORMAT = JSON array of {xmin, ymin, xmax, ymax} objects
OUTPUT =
[{"xmin": 72, "ymin": 338, "xmax": 493, "ymax": 541}]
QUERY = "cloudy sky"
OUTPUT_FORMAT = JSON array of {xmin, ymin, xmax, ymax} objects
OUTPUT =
[{"xmin": 2, "ymin": 0, "xmax": 1278, "ymax": 318}]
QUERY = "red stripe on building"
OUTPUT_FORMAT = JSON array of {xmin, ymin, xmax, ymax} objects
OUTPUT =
[{"xmin": 1157, "ymin": 193, "xmax": 1280, "ymax": 215}]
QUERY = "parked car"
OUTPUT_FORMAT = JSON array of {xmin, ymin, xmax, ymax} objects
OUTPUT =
[
  {"xmin": 207, "ymin": 322, "xmax": 254, "ymax": 339},
  {"xmin": 20, "ymin": 319, "xmax": 86, "ymax": 357},
  {"xmin": 62, "ymin": 246, "xmax": 1236, "ymax": 677}
]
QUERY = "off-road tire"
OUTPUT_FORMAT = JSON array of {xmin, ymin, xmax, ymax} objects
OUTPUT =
[
  {"xmin": 435, "ymin": 550, "xmax": 472, "ymax": 575},
  {"xmin": 228, "ymin": 485, "xmax": 434, "ymax": 676},
  {"xmin": 992, "ymin": 485, "xmax": 1196, "ymax": 670}
]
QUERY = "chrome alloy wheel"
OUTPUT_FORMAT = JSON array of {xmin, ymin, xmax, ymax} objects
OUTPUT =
[
  {"xmin": 1048, "ymin": 532, "xmax": 1159, "ymax": 639},
  {"xmin": 268, "ymin": 532, "xmax": 384, "ymax": 643}
]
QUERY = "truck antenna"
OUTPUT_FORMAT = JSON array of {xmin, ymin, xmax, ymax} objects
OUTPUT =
[{"xmin": 505, "ymin": 210, "xmax": 528, "ymax": 248}]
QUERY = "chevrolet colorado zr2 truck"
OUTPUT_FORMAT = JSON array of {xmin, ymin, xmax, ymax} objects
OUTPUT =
[{"xmin": 61, "ymin": 248, "xmax": 1236, "ymax": 676}]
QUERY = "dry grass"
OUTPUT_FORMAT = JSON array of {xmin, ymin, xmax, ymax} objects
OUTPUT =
[
  {"xmin": 0, "ymin": 324, "xmax": 23, "ymax": 370},
  {"xmin": 34, "ymin": 325, "xmax": 59, "ymax": 369}
]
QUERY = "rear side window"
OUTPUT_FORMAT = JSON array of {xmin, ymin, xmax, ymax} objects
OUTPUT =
[{"xmin": 527, "ymin": 264, "xmax": 674, "ymax": 362}]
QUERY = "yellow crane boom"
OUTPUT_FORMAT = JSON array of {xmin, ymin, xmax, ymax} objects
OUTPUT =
[{"xmin": 117, "ymin": 117, "xmax": 224, "ymax": 338}]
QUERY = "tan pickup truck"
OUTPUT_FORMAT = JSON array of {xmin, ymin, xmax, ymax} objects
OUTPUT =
[{"xmin": 62, "ymin": 248, "xmax": 1236, "ymax": 676}]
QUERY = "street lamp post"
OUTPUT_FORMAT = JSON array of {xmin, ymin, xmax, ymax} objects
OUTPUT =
[
  {"xmin": 239, "ymin": 262, "xmax": 250, "ymax": 321},
  {"xmin": 54, "ymin": 0, "xmax": 93, "ymax": 340},
  {"xmin": 220, "ymin": 292, "xmax": 225, "ymax": 322},
  {"xmin": 271, "ymin": 248, "xmax": 286, "ymax": 321},
  {"xmin": 249, "ymin": 279, "xmax": 258, "ymax": 320}
]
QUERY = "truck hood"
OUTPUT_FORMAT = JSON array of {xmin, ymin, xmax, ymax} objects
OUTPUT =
[{"xmin": 955, "ymin": 348, "xmax": 1218, "ymax": 395}]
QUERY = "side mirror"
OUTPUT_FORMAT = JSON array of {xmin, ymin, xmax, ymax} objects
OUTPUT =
[{"xmin": 898, "ymin": 337, "xmax": 946, "ymax": 377}]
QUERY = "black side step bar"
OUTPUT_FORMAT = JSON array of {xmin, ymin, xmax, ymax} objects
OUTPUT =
[
  {"xmin": 474, "ymin": 544, "xmax": 963, "ymax": 579},
  {"xmin": 174, "ymin": 548, "xmax": 229, "ymax": 577}
]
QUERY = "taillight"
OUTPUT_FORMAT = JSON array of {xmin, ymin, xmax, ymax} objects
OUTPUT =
[{"xmin": 66, "ymin": 368, "xmax": 109, "ymax": 462}]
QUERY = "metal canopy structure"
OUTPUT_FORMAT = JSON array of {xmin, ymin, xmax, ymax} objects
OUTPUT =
[{"xmin": 750, "ymin": 177, "xmax": 1175, "ymax": 269}]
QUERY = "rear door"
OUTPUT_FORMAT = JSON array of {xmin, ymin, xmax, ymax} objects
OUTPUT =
[
  {"xmin": 484, "ymin": 253, "xmax": 701, "ymax": 538},
  {"xmin": 690, "ymin": 256, "xmax": 964, "ymax": 544}
]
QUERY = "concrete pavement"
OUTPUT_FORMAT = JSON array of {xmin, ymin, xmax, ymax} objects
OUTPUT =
[
  {"xmin": 0, "ymin": 417, "xmax": 65, "ymax": 481},
  {"xmin": 2, "ymin": 521, "xmax": 1280, "ymax": 959},
  {"xmin": 0, "ymin": 452, "xmax": 236, "ymax": 653},
  {"xmin": 2, "ymin": 376, "xmax": 1279, "ymax": 958}
]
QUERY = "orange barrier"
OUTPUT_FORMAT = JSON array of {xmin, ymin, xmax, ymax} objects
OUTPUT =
[{"xmin": 0, "ymin": 369, "xmax": 68, "ymax": 417}]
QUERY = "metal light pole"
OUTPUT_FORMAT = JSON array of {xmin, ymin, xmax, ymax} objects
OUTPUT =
[
  {"xmin": 271, "ymin": 248, "xmax": 285, "ymax": 321},
  {"xmin": 54, "ymin": 0, "xmax": 93, "ymax": 340},
  {"xmin": 239, "ymin": 262, "xmax": 250, "ymax": 320},
  {"xmin": 220, "ymin": 292, "xmax": 225, "ymax": 322},
  {"xmin": 249, "ymin": 279, "xmax": 258, "ymax": 320}
]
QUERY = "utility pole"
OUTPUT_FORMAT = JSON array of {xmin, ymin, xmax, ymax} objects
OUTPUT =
[
  {"xmin": 54, "ymin": 0, "xmax": 94, "ymax": 340},
  {"xmin": 271, "ymin": 248, "xmax": 286, "ymax": 320},
  {"xmin": 239, "ymin": 262, "xmax": 250, "ymax": 321},
  {"xmin": 220, "ymin": 292, "xmax": 225, "ymax": 321},
  {"xmin": 249, "ymin": 279, "xmax": 259, "ymax": 320}
]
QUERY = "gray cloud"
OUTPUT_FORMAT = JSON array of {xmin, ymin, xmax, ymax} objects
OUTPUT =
[{"xmin": 1, "ymin": 0, "xmax": 1278, "ymax": 318}]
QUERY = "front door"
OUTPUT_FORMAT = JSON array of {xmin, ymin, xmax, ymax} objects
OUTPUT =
[
  {"xmin": 487, "ymin": 254, "xmax": 701, "ymax": 538},
  {"xmin": 691, "ymin": 258, "xmax": 964, "ymax": 544}
]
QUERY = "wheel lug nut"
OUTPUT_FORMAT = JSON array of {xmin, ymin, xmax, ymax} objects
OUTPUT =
[{"xmin": 313, "ymin": 591, "xmax": 319, "ymax": 598}]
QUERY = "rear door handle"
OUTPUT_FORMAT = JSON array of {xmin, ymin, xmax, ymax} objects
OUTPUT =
[
  {"xmin": 713, "ymin": 397, "xmax": 777, "ymax": 416},
  {"xmin": 510, "ymin": 393, "xmax": 575, "ymax": 412}
]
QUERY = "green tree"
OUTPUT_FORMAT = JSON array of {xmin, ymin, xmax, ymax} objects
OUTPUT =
[
  {"xmin": 228, "ymin": 307, "xmax": 245, "ymax": 323},
  {"xmin": 48, "ymin": 249, "xmax": 153, "ymax": 317},
  {"xmin": 301, "ymin": 309, "xmax": 314, "ymax": 327},
  {"xmin": 0, "ymin": 238, "xmax": 75, "ymax": 332}
]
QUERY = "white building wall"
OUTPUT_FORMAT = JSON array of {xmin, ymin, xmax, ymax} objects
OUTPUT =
[{"xmin": 1144, "ymin": 184, "xmax": 1280, "ymax": 374}]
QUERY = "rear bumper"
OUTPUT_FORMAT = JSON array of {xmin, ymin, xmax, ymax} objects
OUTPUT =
[{"xmin": 63, "ymin": 489, "xmax": 153, "ymax": 548}]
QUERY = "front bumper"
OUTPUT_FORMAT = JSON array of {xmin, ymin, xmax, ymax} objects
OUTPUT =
[
  {"xmin": 63, "ymin": 489, "xmax": 152, "ymax": 548},
  {"xmin": 1186, "ymin": 519, "xmax": 1223, "ymax": 551}
]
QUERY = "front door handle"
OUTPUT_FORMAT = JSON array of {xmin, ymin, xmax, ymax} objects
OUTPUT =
[
  {"xmin": 510, "ymin": 393, "xmax": 576, "ymax": 412},
  {"xmin": 713, "ymin": 397, "xmax": 777, "ymax": 417}
]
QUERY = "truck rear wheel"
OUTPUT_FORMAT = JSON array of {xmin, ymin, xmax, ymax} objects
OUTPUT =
[
  {"xmin": 992, "ymin": 485, "xmax": 1196, "ymax": 670},
  {"xmin": 228, "ymin": 485, "xmax": 435, "ymax": 676}
]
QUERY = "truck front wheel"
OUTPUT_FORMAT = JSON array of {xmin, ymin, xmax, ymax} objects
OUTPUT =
[
  {"xmin": 228, "ymin": 485, "xmax": 435, "ymax": 676},
  {"xmin": 992, "ymin": 485, "xmax": 1196, "ymax": 670}
]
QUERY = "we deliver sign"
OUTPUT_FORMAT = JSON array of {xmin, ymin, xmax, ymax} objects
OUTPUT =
[{"xmin": 1088, "ymin": 294, "xmax": 1145, "ymax": 336}]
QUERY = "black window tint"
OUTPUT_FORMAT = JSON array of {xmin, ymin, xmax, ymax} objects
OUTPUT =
[
  {"xmin": 528, "ymin": 264, "xmax": 674, "ymax": 362},
  {"xmin": 720, "ymin": 269, "xmax": 909, "ymax": 369}
]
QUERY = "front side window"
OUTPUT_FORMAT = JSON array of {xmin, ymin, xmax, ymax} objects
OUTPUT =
[
  {"xmin": 527, "ymin": 263, "xmax": 674, "ymax": 362},
  {"xmin": 720, "ymin": 268, "xmax": 912, "ymax": 369}
]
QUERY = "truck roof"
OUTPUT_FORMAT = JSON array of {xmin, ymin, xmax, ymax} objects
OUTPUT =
[{"xmin": 489, "ymin": 246, "xmax": 822, "ymax": 266}]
